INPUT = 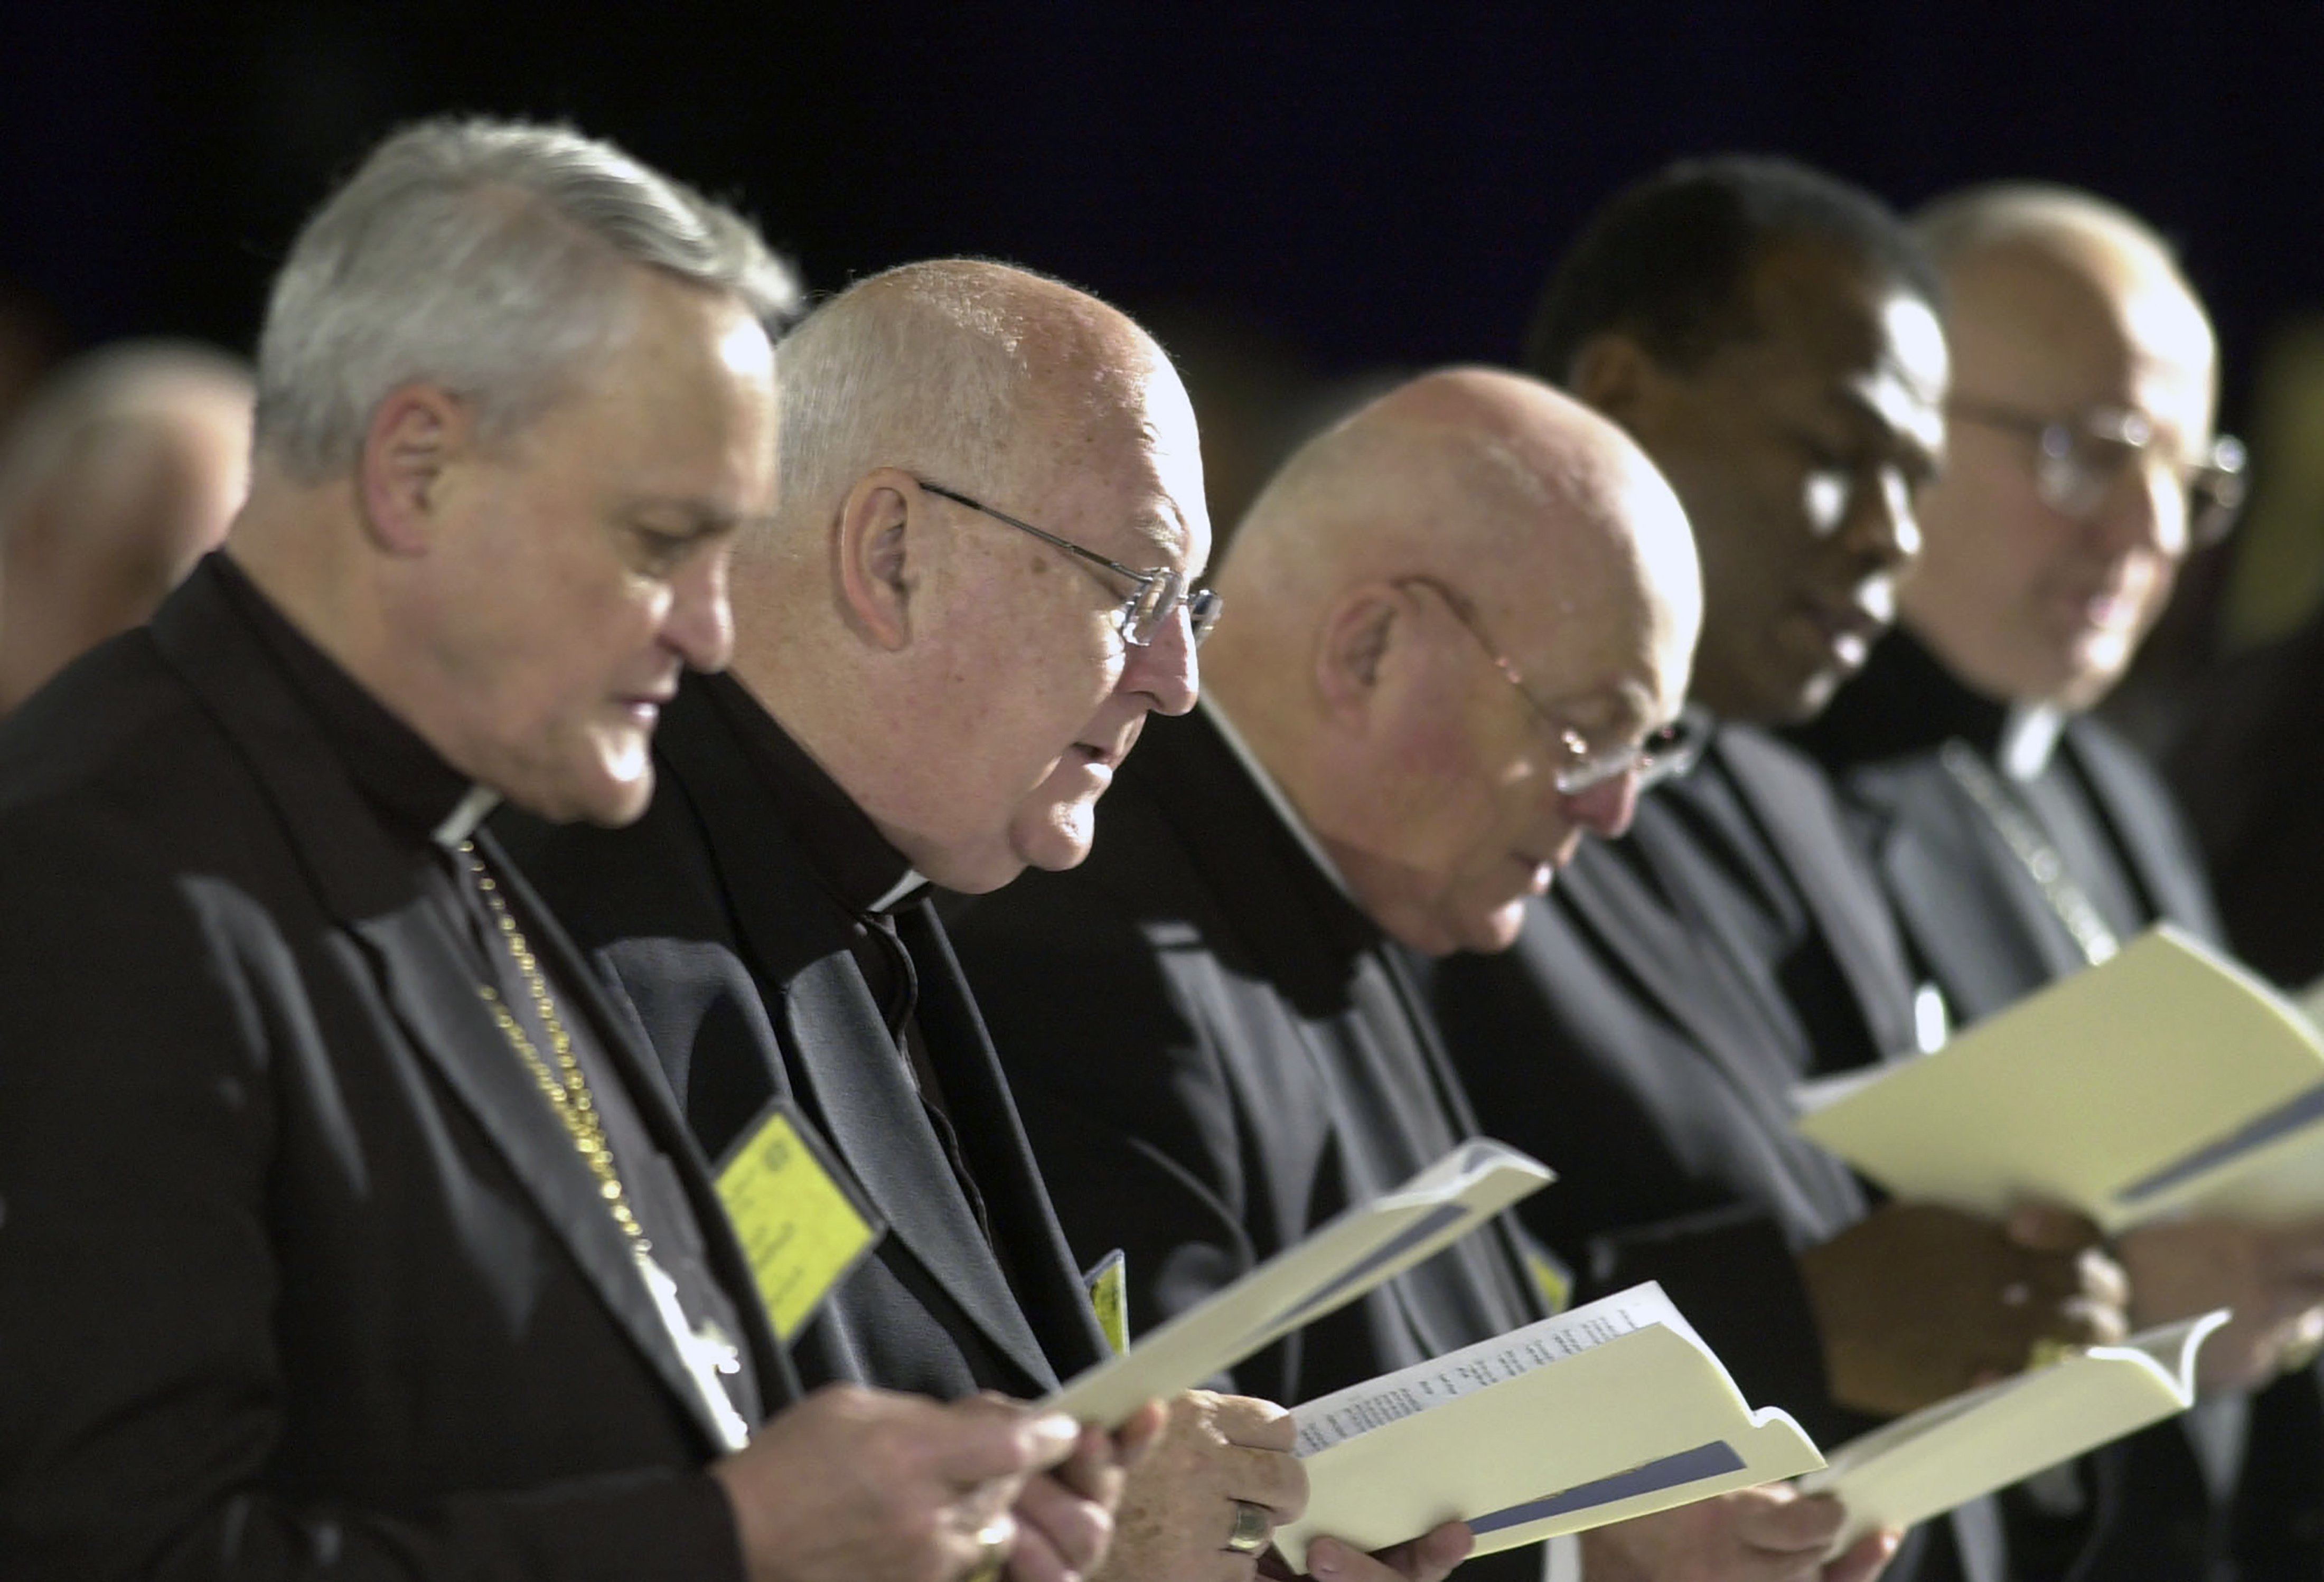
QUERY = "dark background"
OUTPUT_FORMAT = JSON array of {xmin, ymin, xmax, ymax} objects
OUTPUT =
[
  {"xmin": 6, "ymin": 0, "xmax": 2323, "ymax": 676},
  {"xmin": 5, "ymin": 3, "xmax": 2320, "ymax": 408}
]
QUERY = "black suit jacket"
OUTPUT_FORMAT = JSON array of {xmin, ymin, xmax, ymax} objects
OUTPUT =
[
  {"xmin": 1798, "ymin": 628, "xmax": 2324, "ymax": 1582},
  {"xmin": 948, "ymin": 707, "xmax": 1549, "ymax": 1582},
  {"xmin": 499, "ymin": 674, "xmax": 1110, "ymax": 1404},
  {"xmin": 2168, "ymin": 613, "xmax": 2324, "ymax": 988},
  {"xmin": 1426, "ymin": 723, "xmax": 1999, "ymax": 1582},
  {"xmin": 0, "ymin": 558, "xmax": 782, "ymax": 1581},
  {"xmin": 1429, "ymin": 726, "xmax": 1905, "ymax": 1429}
]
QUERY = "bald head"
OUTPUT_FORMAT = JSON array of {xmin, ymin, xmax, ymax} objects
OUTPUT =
[
  {"xmin": 764, "ymin": 259, "xmax": 1195, "ymax": 552},
  {"xmin": 0, "ymin": 341, "xmax": 253, "ymax": 712},
  {"xmin": 1206, "ymin": 366, "xmax": 1700, "ymax": 956},
  {"xmin": 1221, "ymin": 366, "xmax": 1697, "ymax": 660},
  {"xmin": 734, "ymin": 259, "xmax": 1211, "ymax": 893},
  {"xmin": 1903, "ymin": 185, "xmax": 2222, "ymax": 710}
]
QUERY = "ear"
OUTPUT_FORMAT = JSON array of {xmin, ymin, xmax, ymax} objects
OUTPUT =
[
  {"xmin": 357, "ymin": 385, "xmax": 468, "ymax": 556},
  {"xmin": 1314, "ymin": 585, "xmax": 1408, "ymax": 723},
  {"xmin": 1566, "ymin": 332, "xmax": 1668, "ymax": 431},
  {"xmin": 835, "ymin": 468, "xmax": 917, "ymax": 651}
]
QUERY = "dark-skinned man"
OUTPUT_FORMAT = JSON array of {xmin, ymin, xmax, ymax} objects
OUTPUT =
[
  {"xmin": 1424, "ymin": 156, "xmax": 2139, "ymax": 1582},
  {"xmin": 1796, "ymin": 181, "xmax": 2324, "ymax": 1582}
]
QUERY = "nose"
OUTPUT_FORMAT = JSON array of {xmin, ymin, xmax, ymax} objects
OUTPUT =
[
  {"xmin": 1120, "ymin": 602, "xmax": 1200, "ymax": 715},
  {"xmin": 664, "ymin": 542, "xmax": 737, "ymax": 673},
  {"xmin": 1842, "ymin": 467, "xmax": 1923, "ymax": 575},
  {"xmin": 1561, "ymin": 769, "xmax": 1641, "ymax": 843},
  {"xmin": 2092, "ymin": 459, "xmax": 2188, "ymax": 561}
]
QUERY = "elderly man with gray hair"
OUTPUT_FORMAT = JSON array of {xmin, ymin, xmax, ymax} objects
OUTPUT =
[{"xmin": 0, "ymin": 119, "xmax": 1110, "ymax": 1582}]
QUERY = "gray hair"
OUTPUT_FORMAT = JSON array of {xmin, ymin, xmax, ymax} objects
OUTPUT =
[
  {"xmin": 255, "ymin": 117, "xmax": 801, "ymax": 481},
  {"xmin": 771, "ymin": 259, "xmax": 1141, "ymax": 533}
]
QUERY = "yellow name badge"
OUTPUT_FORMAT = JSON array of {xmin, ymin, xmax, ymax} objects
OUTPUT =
[
  {"xmin": 1526, "ymin": 1249, "xmax": 1572, "ymax": 1316},
  {"xmin": 1084, "ymin": 1249, "xmax": 1129, "ymax": 1357},
  {"xmin": 716, "ymin": 1103, "xmax": 884, "ymax": 1344}
]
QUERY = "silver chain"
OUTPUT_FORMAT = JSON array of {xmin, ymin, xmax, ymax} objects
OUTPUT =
[{"xmin": 1938, "ymin": 739, "xmax": 2120, "ymax": 967}]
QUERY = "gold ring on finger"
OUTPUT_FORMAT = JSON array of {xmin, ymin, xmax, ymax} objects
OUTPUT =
[
  {"xmin": 962, "ymin": 1516, "xmax": 1013, "ymax": 1582},
  {"xmin": 1224, "ymin": 1499, "xmax": 1272, "ymax": 1556}
]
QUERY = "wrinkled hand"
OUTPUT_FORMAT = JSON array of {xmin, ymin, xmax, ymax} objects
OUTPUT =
[
  {"xmin": 1268, "ymin": 1521, "xmax": 1473, "ymax": 1582},
  {"xmin": 1097, "ymin": 1390, "xmax": 1308, "ymax": 1582},
  {"xmin": 1010, "ymin": 1397, "xmax": 1167, "ymax": 1582},
  {"xmin": 714, "ymin": 1383, "xmax": 1079, "ymax": 1582},
  {"xmin": 2117, "ymin": 1216, "xmax": 2324, "ymax": 1392},
  {"xmin": 1580, "ymin": 1487, "xmax": 1899, "ymax": 1582},
  {"xmin": 1800, "ymin": 1201, "xmax": 2127, "ymax": 1416}
]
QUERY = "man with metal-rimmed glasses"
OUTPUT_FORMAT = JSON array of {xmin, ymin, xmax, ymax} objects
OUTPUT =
[
  {"xmin": 954, "ymin": 364, "xmax": 1918, "ymax": 1582},
  {"xmin": 503, "ymin": 258, "xmax": 1474, "ymax": 1582},
  {"xmin": 1428, "ymin": 156, "xmax": 2153, "ymax": 1582},
  {"xmin": 1796, "ymin": 183, "xmax": 2324, "ymax": 1582}
]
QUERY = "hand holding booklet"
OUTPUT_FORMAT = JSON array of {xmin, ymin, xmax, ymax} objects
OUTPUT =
[
  {"xmin": 1043, "ymin": 1140, "xmax": 1556, "ymax": 1427},
  {"xmin": 1796, "ymin": 926, "xmax": 2324, "ymax": 1233},
  {"xmin": 1272, "ymin": 1283, "xmax": 1825, "ymax": 1570},
  {"xmin": 1803, "ymin": 1311, "xmax": 2228, "ymax": 1554}
]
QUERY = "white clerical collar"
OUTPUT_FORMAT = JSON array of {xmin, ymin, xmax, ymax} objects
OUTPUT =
[
  {"xmin": 870, "ymin": 869, "xmax": 930, "ymax": 913},
  {"xmin": 1998, "ymin": 704, "xmax": 2066, "ymax": 783},
  {"xmin": 1203, "ymin": 702, "xmax": 1358, "ymax": 905},
  {"xmin": 431, "ymin": 784, "xmax": 503, "ymax": 849}
]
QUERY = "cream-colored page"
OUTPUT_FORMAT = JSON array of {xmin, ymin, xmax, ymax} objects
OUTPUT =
[
  {"xmin": 1802, "ymin": 1312, "xmax": 2225, "ymax": 1552},
  {"xmin": 1273, "ymin": 1283, "xmax": 1822, "ymax": 1569},
  {"xmin": 1795, "ymin": 927, "xmax": 2324, "ymax": 1233},
  {"xmin": 1044, "ymin": 1141, "xmax": 1554, "ymax": 1427},
  {"xmin": 2295, "ymin": 972, "xmax": 2324, "ymax": 1031}
]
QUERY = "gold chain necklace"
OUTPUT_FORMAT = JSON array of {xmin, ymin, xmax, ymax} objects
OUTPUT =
[
  {"xmin": 459, "ymin": 840, "xmax": 650, "ymax": 1251},
  {"xmin": 457, "ymin": 841, "xmax": 754, "ymax": 1448}
]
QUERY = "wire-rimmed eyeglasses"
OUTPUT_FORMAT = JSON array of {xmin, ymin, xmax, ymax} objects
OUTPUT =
[
  {"xmin": 1395, "ymin": 576, "xmax": 1705, "ymax": 796},
  {"xmin": 916, "ymin": 479, "xmax": 1222, "ymax": 647},
  {"xmin": 1948, "ymin": 398, "xmax": 2247, "ymax": 549}
]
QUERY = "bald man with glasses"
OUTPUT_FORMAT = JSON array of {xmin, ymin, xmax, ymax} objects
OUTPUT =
[
  {"xmin": 950, "ymin": 365, "xmax": 1909, "ymax": 1582},
  {"xmin": 501, "ymin": 259, "xmax": 1468, "ymax": 1582}
]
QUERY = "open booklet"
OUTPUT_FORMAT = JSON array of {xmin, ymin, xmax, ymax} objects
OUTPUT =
[
  {"xmin": 1043, "ymin": 1140, "xmax": 1555, "ymax": 1427},
  {"xmin": 1271, "ymin": 1282, "xmax": 1824, "ymax": 1570},
  {"xmin": 1795, "ymin": 926, "xmax": 2324, "ymax": 1233},
  {"xmin": 1803, "ymin": 1311, "xmax": 2227, "ymax": 1553}
]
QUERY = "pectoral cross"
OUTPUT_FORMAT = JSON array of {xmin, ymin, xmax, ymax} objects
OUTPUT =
[{"xmin": 637, "ymin": 1249, "xmax": 752, "ymax": 1451}]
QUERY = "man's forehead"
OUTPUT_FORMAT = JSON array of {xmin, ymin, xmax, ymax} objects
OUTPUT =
[
  {"xmin": 1737, "ymin": 247, "xmax": 1934, "ymax": 376},
  {"xmin": 1088, "ymin": 418, "xmax": 1208, "ymax": 569},
  {"xmin": 1718, "ymin": 252, "xmax": 1947, "ymax": 452},
  {"xmin": 1856, "ymin": 294, "xmax": 1950, "ymax": 451},
  {"xmin": 1500, "ymin": 578, "xmax": 1682, "ymax": 736},
  {"xmin": 1956, "ymin": 246, "xmax": 2214, "ymax": 429}
]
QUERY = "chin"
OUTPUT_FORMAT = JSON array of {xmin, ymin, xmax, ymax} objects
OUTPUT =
[
  {"xmin": 1458, "ymin": 901, "xmax": 1530, "ymax": 956},
  {"xmin": 1009, "ymin": 801, "xmax": 1100, "ymax": 877},
  {"xmin": 545, "ymin": 756, "xmax": 657, "ymax": 829},
  {"xmin": 1403, "ymin": 898, "xmax": 1528, "ymax": 959}
]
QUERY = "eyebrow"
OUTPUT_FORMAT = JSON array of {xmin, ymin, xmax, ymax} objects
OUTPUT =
[
  {"xmin": 1120, "ymin": 507, "xmax": 1194, "ymax": 571},
  {"xmin": 1534, "ymin": 679, "xmax": 1662, "ymax": 741},
  {"xmin": 1825, "ymin": 385, "xmax": 1944, "ymax": 481},
  {"xmin": 623, "ymin": 498, "xmax": 763, "ymax": 539}
]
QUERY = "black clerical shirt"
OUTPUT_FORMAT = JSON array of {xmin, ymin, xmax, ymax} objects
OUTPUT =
[
  {"xmin": 213, "ymin": 559, "xmax": 760, "ymax": 1426},
  {"xmin": 1793, "ymin": 627, "xmax": 2157, "ymax": 972},
  {"xmin": 694, "ymin": 671, "xmax": 993, "ymax": 1246}
]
